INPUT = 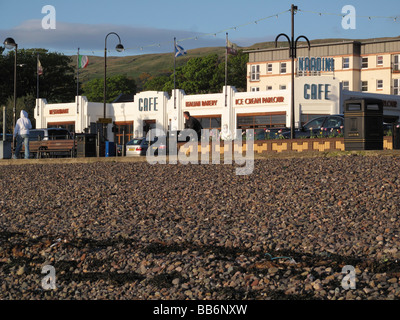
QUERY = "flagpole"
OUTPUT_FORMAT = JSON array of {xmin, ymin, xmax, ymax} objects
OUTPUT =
[
  {"xmin": 225, "ymin": 33, "xmax": 228, "ymax": 88},
  {"xmin": 77, "ymin": 48, "xmax": 80, "ymax": 114},
  {"xmin": 174, "ymin": 37, "xmax": 176, "ymax": 109},
  {"xmin": 37, "ymin": 53, "xmax": 40, "ymax": 101}
]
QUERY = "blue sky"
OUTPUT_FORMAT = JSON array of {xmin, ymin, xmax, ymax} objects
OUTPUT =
[{"xmin": 0, "ymin": 0, "xmax": 399, "ymax": 56}]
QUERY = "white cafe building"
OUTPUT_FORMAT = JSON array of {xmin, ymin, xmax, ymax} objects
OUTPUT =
[{"xmin": 34, "ymin": 37, "xmax": 400, "ymax": 144}]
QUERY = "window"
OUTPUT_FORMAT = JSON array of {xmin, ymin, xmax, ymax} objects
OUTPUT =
[
  {"xmin": 393, "ymin": 55, "xmax": 400, "ymax": 72},
  {"xmin": 237, "ymin": 113, "xmax": 286, "ymax": 129},
  {"xmin": 251, "ymin": 65, "xmax": 260, "ymax": 81},
  {"xmin": 266, "ymin": 86, "xmax": 272, "ymax": 91},
  {"xmin": 361, "ymin": 81, "xmax": 368, "ymax": 92},
  {"xmin": 377, "ymin": 80, "xmax": 383, "ymax": 90},
  {"xmin": 251, "ymin": 87, "xmax": 260, "ymax": 92},
  {"xmin": 342, "ymin": 81, "xmax": 349, "ymax": 91},
  {"xmin": 114, "ymin": 121, "xmax": 134, "ymax": 145},
  {"xmin": 303, "ymin": 117, "xmax": 326, "ymax": 131},
  {"xmin": 325, "ymin": 116, "xmax": 344, "ymax": 128},
  {"xmin": 279, "ymin": 85, "xmax": 287, "ymax": 90},
  {"xmin": 267, "ymin": 63, "xmax": 273, "ymax": 73},
  {"xmin": 343, "ymin": 57, "xmax": 350, "ymax": 69},
  {"xmin": 361, "ymin": 57, "xmax": 368, "ymax": 69},
  {"xmin": 280, "ymin": 62, "xmax": 287, "ymax": 74},
  {"xmin": 198, "ymin": 116, "xmax": 221, "ymax": 130},
  {"xmin": 394, "ymin": 79, "xmax": 400, "ymax": 95},
  {"xmin": 300, "ymin": 114, "xmax": 327, "ymax": 125},
  {"xmin": 377, "ymin": 56, "xmax": 383, "ymax": 66}
]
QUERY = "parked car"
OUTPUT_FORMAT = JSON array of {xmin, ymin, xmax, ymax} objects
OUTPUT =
[
  {"xmin": 125, "ymin": 136, "xmax": 167, "ymax": 157},
  {"xmin": 29, "ymin": 128, "xmax": 73, "ymax": 141},
  {"xmin": 279, "ymin": 115, "xmax": 344, "ymax": 139},
  {"xmin": 255, "ymin": 127, "xmax": 290, "ymax": 140}
]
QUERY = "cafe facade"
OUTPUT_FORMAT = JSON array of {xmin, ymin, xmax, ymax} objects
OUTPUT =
[{"xmin": 34, "ymin": 75, "xmax": 400, "ymax": 143}]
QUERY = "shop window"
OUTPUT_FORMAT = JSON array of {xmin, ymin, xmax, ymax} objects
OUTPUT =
[
  {"xmin": 197, "ymin": 116, "xmax": 221, "ymax": 130},
  {"xmin": 237, "ymin": 113, "xmax": 286, "ymax": 130},
  {"xmin": 47, "ymin": 122, "xmax": 75, "ymax": 133},
  {"xmin": 114, "ymin": 121, "xmax": 133, "ymax": 144}
]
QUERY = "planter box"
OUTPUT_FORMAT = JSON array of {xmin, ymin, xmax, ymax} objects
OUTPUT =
[{"xmin": 178, "ymin": 136, "xmax": 393, "ymax": 155}]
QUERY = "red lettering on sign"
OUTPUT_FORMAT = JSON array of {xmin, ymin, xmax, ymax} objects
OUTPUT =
[{"xmin": 49, "ymin": 109, "xmax": 69, "ymax": 115}]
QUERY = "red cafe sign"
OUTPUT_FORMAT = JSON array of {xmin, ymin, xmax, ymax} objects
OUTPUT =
[
  {"xmin": 49, "ymin": 108, "xmax": 69, "ymax": 115},
  {"xmin": 186, "ymin": 100, "xmax": 218, "ymax": 107},
  {"xmin": 236, "ymin": 96, "xmax": 285, "ymax": 105}
]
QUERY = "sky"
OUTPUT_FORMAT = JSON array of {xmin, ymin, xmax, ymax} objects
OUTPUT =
[{"xmin": 0, "ymin": 0, "xmax": 399, "ymax": 57}]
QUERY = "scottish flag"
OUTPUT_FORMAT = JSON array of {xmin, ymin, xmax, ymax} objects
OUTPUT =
[{"xmin": 175, "ymin": 44, "xmax": 187, "ymax": 58}]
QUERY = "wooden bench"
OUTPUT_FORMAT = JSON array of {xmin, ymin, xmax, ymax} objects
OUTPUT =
[{"xmin": 21, "ymin": 140, "xmax": 76, "ymax": 159}]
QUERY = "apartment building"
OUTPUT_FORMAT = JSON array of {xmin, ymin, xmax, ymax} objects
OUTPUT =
[{"xmin": 247, "ymin": 37, "xmax": 400, "ymax": 95}]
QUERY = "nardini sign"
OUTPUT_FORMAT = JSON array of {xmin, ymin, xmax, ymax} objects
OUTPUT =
[{"xmin": 298, "ymin": 57, "xmax": 335, "ymax": 73}]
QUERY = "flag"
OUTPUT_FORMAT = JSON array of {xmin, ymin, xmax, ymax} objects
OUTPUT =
[
  {"xmin": 37, "ymin": 58, "xmax": 43, "ymax": 75},
  {"xmin": 175, "ymin": 44, "xmax": 187, "ymax": 58},
  {"xmin": 78, "ymin": 55, "xmax": 89, "ymax": 69},
  {"xmin": 227, "ymin": 40, "xmax": 238, "ymax": 55}
]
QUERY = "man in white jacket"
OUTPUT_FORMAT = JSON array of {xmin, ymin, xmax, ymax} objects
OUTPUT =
[{"xmin": 13, "ymin": 110, "xmax": 32, "ymax": 159}]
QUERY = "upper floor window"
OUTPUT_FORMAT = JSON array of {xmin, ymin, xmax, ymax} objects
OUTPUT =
[
  {"xmin": 343, "ymin": 57, "xmax": 350, "ymax": 69},
  {"xmin": 280, "ymin": 62, "xmax": 287, "ymax": 74},
  {"xmin": 377, "ymin": 79, "xmax": 383, "ymax": 90},
  {"xmin": 393, "ymin": 55, "xmax": 400, "ymax": 72},
  {"xmin": 394, "ymin": 79, "xmax": 399, "ymax": 95},
  {"xmin": 377, "ymin": 56, "xmax": 383, "ymax": 66},
  {"xmin": 343, "ymin": 81, "xmax": 349, "ymax": 91},
  {"xmin": 250, "ymin": 65, "xmax": 260, "ymax": 81},
  {"xmin": 267, "ymin": 63, "xmax": 273, "ymax": 73},
  {"xmin": 361, "ymin": 57, "xmax": 368, "ymax": 69},
  {"xmin": 361, "ymin": 81, "xmax": 368, "ymax": 92}
]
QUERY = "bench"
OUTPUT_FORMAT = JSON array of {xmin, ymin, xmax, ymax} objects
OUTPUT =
[{"xmin": 21, "ymin": 140, "xmax": 76, "ymax": 159}]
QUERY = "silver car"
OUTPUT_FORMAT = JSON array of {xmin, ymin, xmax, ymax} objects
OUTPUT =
[{"xmin": 125, "ymin": 138, "xmax": 150, "ymax": 156}]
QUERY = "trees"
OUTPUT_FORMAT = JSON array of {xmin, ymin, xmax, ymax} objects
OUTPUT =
[
  {"xmin": 81, "ymin": 74, "xmax": 137, "ymax": 103},
  {"xmin": 142, "ymin": 51, "xmax": 248, "ymax": 95},
  {"xmin": 0, "ymin": 48, "xmax": 77, "ymax": 132}
]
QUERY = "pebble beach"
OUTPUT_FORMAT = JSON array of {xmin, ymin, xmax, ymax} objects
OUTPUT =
[{"xmin": 1, "ymin": 153, "xmax": 400, "ymax": 300}]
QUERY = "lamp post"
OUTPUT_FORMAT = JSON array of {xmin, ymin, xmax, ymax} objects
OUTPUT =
[
  {"xmin": 104, "ymin": 32, "xmax": 124, "ymax": 141},
  {"xmin": 3, "ymin": 37, "xmax": 17, "ymax": 150},
  {"xmin": 275, "ymin": 4, "xmax": 310, "ymax": 139}
]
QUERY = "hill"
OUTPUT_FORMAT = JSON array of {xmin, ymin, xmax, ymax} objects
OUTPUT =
[
  {"xmin": 71, "ymin": 36, "xmax": 400, "ymax": 87},
  {"xmin": 73, "ymin": 46, "xmax": 227, "ymax": 85}
]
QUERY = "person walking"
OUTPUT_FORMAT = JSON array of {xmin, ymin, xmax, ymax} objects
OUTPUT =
[
  {"xmin": 13, "ymin": 110, "xmax": 32, "ymax": 159},
  {"xmin": 183, "ymin": 111, "xmax": 202, "ymax": 141}
]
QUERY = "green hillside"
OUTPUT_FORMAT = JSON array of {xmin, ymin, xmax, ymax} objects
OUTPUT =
[
  {"xmin": 71, "ymin": 36, "xmax": 400, "ymax": 87},
  {"xmin": 73, "ymin": 46, "xmax": 227, "ymax": 84}
]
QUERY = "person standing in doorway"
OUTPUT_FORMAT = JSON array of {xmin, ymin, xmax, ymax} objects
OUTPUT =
[{"xmin": 13, "ymin": 110, "xmax": 32, "ymax": 159}]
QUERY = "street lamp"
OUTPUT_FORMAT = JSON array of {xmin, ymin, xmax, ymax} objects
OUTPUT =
[
  {"xmin": 104, "ymin": 32, "xmax": 124, "ymax": 141},
  {"xmin": 3, "ymin": 37, "xmax": 17, "ymax": 150},
  {"xmin": 275, "ymin": 4, "xmax": 310, "ymax": 139}
]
